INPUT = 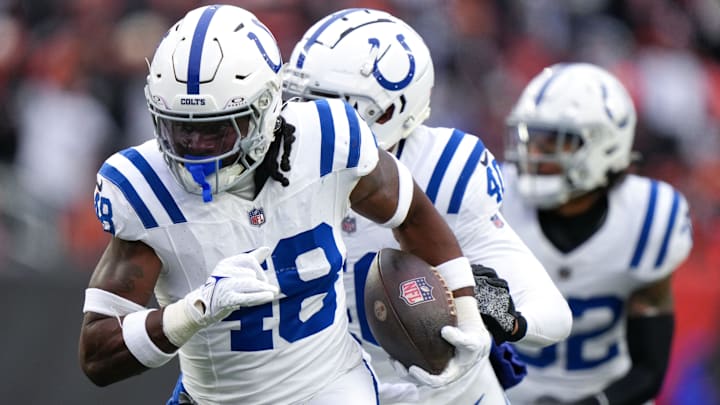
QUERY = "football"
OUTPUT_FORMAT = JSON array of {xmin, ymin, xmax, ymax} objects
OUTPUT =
[{"xmin": 364, "ymin": 248, "xmax": 457, "ymax": 375}]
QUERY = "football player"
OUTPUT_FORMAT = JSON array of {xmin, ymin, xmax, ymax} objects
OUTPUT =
[
  {"xmin": 283, "ymin": 9, "xmax": 572, "ymax": 404},
  {"xmin": 77, "ymin": 5, "xmax": 492, "ymax": 405},
  {"xmin": 501, "ymin": 63, "xmax": 694, "ymax": 404}
]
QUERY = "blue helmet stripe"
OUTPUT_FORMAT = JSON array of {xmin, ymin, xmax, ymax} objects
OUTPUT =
[
  {"xmin": 297, "ymin": 8, "xmax": 364, "ymax": 68},
  {"xmin": 448, "ymin": 137, "xmax": 485, "ymax": 214},
  {"xmin": 343, "ymin": 102, "xmax": 361, "ymax": 169},
  {"xmin": 630, "ymin": 180, "xmax": 659, "ymax": 268},
  {"xmin": 119, "ymin": 148, "xmax": 187, "ymax": 224},
  {"xmin": 187, "ymin": 5, "xmax": 221, "ymax": 94},
  {"xmin": 99, "ymin": 163, "xmax": 158, "ymax": 229},
  {"xmin": 654, "ymin": 190, "xmax": 680, "ymax": 269},
  {"xmin": 426, "ymin": 129, "xmax": 464, "ymax": 203},
  {"xmin": 316, "ymin": 99, "xmax": 335, "ymax": 176},
  {"xmin": 535, "ymin": 65, "xmax": 566, "ymax": 106}
]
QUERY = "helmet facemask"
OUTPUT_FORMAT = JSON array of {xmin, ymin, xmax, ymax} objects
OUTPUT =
[
  {"xmin": 148, "ymin": 86, "xmax": 278, "ymax": 202},
  {"xmin": 505, "ymin": 123, "xmax": 586, "ymax": 208}
]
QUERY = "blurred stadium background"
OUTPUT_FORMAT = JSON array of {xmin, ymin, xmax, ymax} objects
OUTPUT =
[{"xmin": 0, "ymin": 0, "xmax": 718, "ymax": 403}]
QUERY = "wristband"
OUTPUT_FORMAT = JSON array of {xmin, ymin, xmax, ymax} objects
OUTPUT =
[
  {"xmin": 435, "ymin": 257, "xmax": 475, "ymax": 292},
  {"xmin": 163, "ymin": 299, "xmax": 202, "ymax": 348},
  {"xmin": 122, "ymin": 309, "xmax": 176, "ymax": 368}
]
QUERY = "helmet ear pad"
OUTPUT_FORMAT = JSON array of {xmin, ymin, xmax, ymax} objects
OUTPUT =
[
  {"xmin": 505, "ymin": 63, "xmax": 637, "ymax": 207},
  {"xmin": 145, "ymin": 5, "xmax": 283, "ymax": 198},
  {"xmin": 284, "ymin": 8, "xmax": 434, "ymax": 149}
]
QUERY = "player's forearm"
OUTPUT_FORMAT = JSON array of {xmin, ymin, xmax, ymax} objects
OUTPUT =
[
  {"xmin": 392, "ymin": 183, "xmax": 464, "ymax": 266},
  {"xmin": 79, "ymin": 310, "xmax": 174, "ymax": 386},
  {"xmin": 79, "ymin": 315, "xmax": 150, "ymax": 385},
  {"xmin": 393, "ymin": 196, "xmax": 477, "ymax": 298},
  {"xmin": 602, "ymin": 313, "xmax": 674, "ymax": 404}
]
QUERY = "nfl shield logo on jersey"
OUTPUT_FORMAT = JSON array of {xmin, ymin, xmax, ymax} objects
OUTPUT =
[
  {"xmin": 342, "ymin": 215, "xmax": 356, "ymax": 234},
  {"xmin": 490, "ymin": 213, "xmax": 505, "ymax": 228},
  {"xmin": 248, "ymin": 208, "xmax": 265, "ymax": 226},
  {"xmin": 399, "ymin": 277, "xmax": 435, "ymax": 306}
]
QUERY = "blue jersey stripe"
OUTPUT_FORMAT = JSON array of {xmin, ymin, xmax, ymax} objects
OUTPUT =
[
  {"xmin": 187, "ymin": 5, "xmax": 220, "ymax": 94},
  {"xmin": 316, "ymin": 99, "xmax": 335, "ymax": 176},
  {"xmin": 354, "ymin": 253, "xmax": 379, "ymax": 346},
  {"xmin": 361, "ymin": 357, "xmax": 380, "ymax": 403},
  {"xmin": 448, "ymin": 138, "xmax": 485, "ymax": 214},
  {"xmin": 119, "ymin": 148, "xmax": 187, "ymax": 224},
  {"xmin": 426, "ymin": 129, "xmax": 464, "ymax": 203},
  {"xmin": 654, "ymin": 190, "xmax": 680, "ymax": 269},
  {"xmin": 99, "ymin": 163, "xmax": 158, "ymax": 229},
  {"xmin": 630, "ymin": 180, "xmax": 659, "ymax": 269},
  {"xmin": 344, "ymin": 102, "xmax": 361, "ymax": 169}
]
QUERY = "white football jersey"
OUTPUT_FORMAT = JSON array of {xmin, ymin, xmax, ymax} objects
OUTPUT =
[
  {"xmin": 94, "ymin": 99, "xmax": 380, "ymax": 405},
  {"xmin": 501, "ymin": 165, "xmax": 693, "ymax": 404},
  {"xmin": 343, "ymin": 125, "xmax": 570, "ymax": 404}
]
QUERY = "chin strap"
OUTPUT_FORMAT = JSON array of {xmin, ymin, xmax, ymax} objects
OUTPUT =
[{"xmin": 184, "ymin": 156, "xmax": 218, "ymax": 203}]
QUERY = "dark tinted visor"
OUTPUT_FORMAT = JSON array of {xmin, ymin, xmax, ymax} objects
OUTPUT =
[{"xmin": 157, "ymin": 116, "xmax": 249, "ymax": 159}]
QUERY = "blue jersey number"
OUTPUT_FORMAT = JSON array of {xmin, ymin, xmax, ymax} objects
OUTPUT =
[
  {"xmin": 487, "ymin": 159, "xmax": 505, "ymax": 203},
  {"xmin": 94, "ymin": 192, "xmax": 115, "ymax": 235},
  {"xmin": 224, "ymin": 223, "xmax": 343, "ymax": 351},
  {"xmin": 516, "ymin": 296, "xmax": 623, "ymax": 370}
]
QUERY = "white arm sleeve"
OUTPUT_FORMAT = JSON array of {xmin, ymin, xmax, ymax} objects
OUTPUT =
[{"xmin": 455, "ymin": 210, "xmax": 572, "ymax": 348}]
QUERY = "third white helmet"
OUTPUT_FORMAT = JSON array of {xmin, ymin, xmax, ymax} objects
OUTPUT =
[{"xmin": 505, "ymin": 63, "xmax": 637, "ymax": 208}]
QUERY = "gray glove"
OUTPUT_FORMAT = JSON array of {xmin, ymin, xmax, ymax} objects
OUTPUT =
[{"xmin": 472, "ymin": 264, "xmax": 527, "ymax": 343}]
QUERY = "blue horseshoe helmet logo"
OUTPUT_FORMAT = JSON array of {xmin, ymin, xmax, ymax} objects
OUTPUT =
[
  {"xmin": 369, "ymin": 34, "xmax": 415, "ymax": 91},
  {"xmin": 247, "ymin": 19, "xmax": 282, "ymax": 73},
  {"xmin": 601, "ymin": 83, "xmax": 629, "ymax": 128}
]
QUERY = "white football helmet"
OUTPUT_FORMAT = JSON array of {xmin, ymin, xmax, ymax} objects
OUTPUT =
[
  {"xmin": 505, "ymin": 63, "xmax": 637, "ymax": 208},
  {"xmin": 145, "ymin": 5, "xmax": 282, "ymax": 201},
  {"xmin": 283, "ymin": 8, "xmax": 433, "ymax": 150}
]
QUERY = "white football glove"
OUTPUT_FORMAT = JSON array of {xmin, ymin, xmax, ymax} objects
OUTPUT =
[
  {"xmin": 408, "ymin": 296, "xmax": 491, "ymax": 387},
  {"xmin": 162, "ymin": 247, "xmax": 279, "ymax": 347}
]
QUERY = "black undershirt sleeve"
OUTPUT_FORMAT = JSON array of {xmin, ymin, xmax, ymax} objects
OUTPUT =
[{"xmin": 573, "ymin": 313, "xmax": 674, "ymax": 405}]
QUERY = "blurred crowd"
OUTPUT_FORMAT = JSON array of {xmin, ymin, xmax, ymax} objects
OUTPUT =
[{"xmin": 0, "ymin": 0, "xmax": 717, "ymax": 401}]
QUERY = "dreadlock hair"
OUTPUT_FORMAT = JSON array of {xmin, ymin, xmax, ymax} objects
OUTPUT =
[{"xmin": 254, "ymin": 116, "xmax": 296, "ymax": 190}]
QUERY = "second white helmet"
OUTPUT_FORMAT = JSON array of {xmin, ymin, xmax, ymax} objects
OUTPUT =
[{"xmin": 284, "ymin": 8, "xmax": 434, "ymax": 150}]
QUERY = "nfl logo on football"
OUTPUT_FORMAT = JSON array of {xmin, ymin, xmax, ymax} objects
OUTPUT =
[
  {"xmin": 248, "ymin": 208, "xmax": 265, "ymax": 226},
  {"xmin": 399, "ymin": 277, "xmax": 435, "ymax": 306}
]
